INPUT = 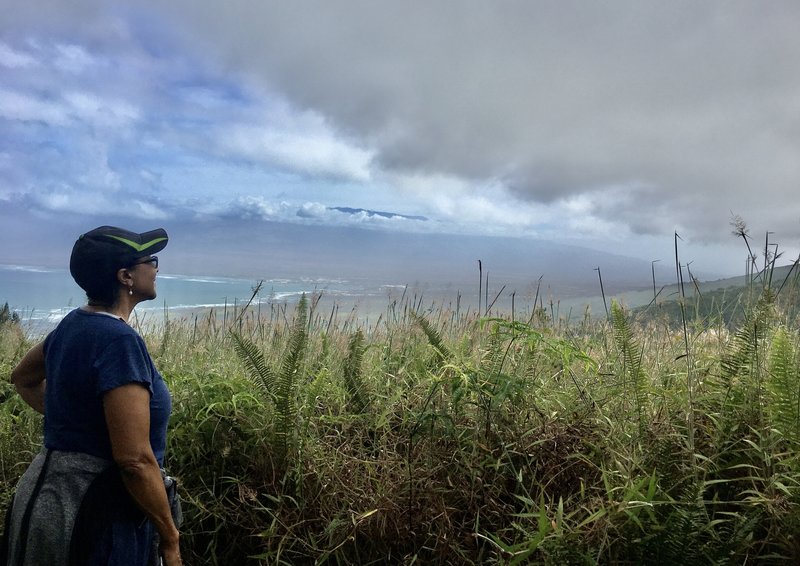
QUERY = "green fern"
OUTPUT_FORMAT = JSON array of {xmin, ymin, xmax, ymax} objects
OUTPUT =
[
  {"xmin": 470, "ymin": 321, "xmax": 524, "ymax": 439},
  {"xmin": 610, "ymin": 301, "xmax": 648, "ymax": 431},
  {"xmin": 274, "ymin": 294, "xmax": 308, "ymax": 465},
  {"xmin": 657, "ymin": 488, "xmax": 713, "ymax": 564},
  {"xmin": 720, "ymin": 290, "xmax": 775, "ymax": 384},
  {"xmin": 411, "ymin": 311, "xmax": 451, "ymax": 366},
  {"xmin": 717, "ymin": 290, "xmax": 777, "ymax": 431},
  {"xmin": 343, "ymin": 330, "xmax": 370, "ymax": 414},
  {"xmin": 767, "ymin": 327, "xmax": 800, "ymax": 444},
  {"xmin": 230, "ymin": 330, "xmax": 277, "ymax": 401},
  {"xmin": 485, "ymin": 324, "xmax": 507, "ymax": 378},
  {"xmin": 229, "ymin": 295, "xmax": 308, "ymax": 466}
]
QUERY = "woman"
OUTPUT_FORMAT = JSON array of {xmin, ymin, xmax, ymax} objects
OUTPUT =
[{"xmin": 2, "ymin": 226, "xmax": 181, "ymax": 566}]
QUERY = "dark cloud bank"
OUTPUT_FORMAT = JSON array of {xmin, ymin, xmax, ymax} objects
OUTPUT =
[
  {"xmin": 2, "ymin": 201, "xmax": 680, "ymax": 301},
  {"xmin": 149, "ymin": 0, "xmax": 800, "ymax": 243}
]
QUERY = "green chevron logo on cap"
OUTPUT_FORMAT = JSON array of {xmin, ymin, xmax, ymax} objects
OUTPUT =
[{"xmin": 106, "ymin": 235, "xmax": 167, "ymax": 252}]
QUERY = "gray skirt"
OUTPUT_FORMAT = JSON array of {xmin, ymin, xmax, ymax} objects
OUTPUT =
[{"xmin": 2, "ymin": 448, "xmax": 155, "ymax": 566}]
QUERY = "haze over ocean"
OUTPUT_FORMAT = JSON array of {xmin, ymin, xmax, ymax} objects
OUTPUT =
[{"xmin": 1, "ymin": 262, "xmax": 631, "ymax": 336}]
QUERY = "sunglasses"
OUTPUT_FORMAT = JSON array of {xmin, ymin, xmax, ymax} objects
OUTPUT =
[{"xmin": 131, "ymin": 256, "xmax": 159, "ymax": 269}]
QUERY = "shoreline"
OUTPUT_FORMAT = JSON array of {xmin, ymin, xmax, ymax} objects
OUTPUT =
[
  {"xmin": 15, "ymin": 290, "xmax": 617, "ymax": 339},
  {"xmin": 5, "ymin": 263, "xmax": 675, "ymax": 338}
]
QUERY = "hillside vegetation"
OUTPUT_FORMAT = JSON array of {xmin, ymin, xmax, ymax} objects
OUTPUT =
[
  {"xmin": 2, "ymin": 269, "xmax": 800, "ymax": 564},
  {"xmin": 632, "ymin": 263, "xmax": 800, "ymax": 328}
]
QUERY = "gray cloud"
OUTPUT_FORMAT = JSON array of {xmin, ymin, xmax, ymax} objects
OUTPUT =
[
  {"xmin": 4, "ymin": 1, "xmax": 799, "ymax": 251},
  {"xmin": 144, "ymin": 0, "xmax": 800, "ymax": 242}
]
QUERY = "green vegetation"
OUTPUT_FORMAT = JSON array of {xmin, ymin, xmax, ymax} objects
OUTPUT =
[
  {"xmin": 0, "ymin": 303, "xmax": 21, "ymax": 328},
  {"xmin": 630, "ymin": 262, "xmax": 800, "ymax": 327},
  {"xmin": 2, "ymin": 275, "xmax": 800, "ymax": 564}
]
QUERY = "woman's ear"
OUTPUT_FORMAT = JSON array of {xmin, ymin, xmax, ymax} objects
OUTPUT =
[{"xmin": 116, "ymin": 267, "xmax": 133, "ymax": 287}]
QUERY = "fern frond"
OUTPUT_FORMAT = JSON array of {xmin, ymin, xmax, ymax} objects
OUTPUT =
[
  {"xmin": 720, "ymin": 290, "xmax": 775, "ymax": 384},
  {"xmin": 230, "ymin": 330, "xmax": 276, "ymax": 401},
  {"xmin": 485, "ymin": 324, "xmax": 508, "ymax": 379},
  {"xmin": 343, "ymin": 330, "xmax": 370, "ymax": 414},
  {"xmin": 767, "ymin": 327, "xmax": 800, "ymax": 443},
  {"xmin": 610, "ymin": 301, "xmax": 648, "ymax": 429},
  {"xmin": 274, "ymin": 294, "xmax": 308, "ymax": 464},
  {"xmin": 411, "ymin": 311, "xmax": 451, "ymax": 366}
]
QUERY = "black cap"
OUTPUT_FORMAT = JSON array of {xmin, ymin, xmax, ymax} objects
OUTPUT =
[{"xmin": 69, "ymin": 226, "xmax": 168, "ymax": 294}]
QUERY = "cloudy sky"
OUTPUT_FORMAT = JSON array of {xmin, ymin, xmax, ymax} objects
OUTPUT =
[{"xmin": 1, "ymin": 0, "xmax": 799, "ymax": 279}]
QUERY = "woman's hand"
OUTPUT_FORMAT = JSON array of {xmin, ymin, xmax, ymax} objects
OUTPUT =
[
  {"xmin": 104, "ymin": 384, "xmax": 181, "ymax": 563},
  {"xmin": 160, "ymin": 536, "xmax": 183, "ymax": 566}
]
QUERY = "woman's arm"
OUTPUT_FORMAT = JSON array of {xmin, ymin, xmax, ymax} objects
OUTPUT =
[
  {"xmin": 104, "ymin": 383, "xmax": 182, "ymax": 566},
  {"xmin": 10, "ymin": 342, "xmax": 46, "ymax": 414}
]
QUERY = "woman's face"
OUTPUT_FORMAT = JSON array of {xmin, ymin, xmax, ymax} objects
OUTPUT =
[{"xmin": 128, "ymin": 256, "xmax": 159, "ymax": 301}]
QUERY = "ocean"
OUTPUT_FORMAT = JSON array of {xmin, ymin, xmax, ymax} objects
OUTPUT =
[
  {"xmin": 1, "ymin": 263, "xmax": 639, "ymax": 337},
  {"xmin": 0, "ymin": 263, "xmax": 485, "ymax": 336}
]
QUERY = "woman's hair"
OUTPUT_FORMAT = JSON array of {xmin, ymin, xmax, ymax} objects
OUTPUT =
[{"xmin": 83, "ymin": 270, "xmax": 122, "ymax": 307}]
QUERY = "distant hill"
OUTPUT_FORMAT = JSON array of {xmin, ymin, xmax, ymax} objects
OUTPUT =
[
  {"xmin": 0, "ymin": 208, "xmax": 727, "ymax": 304},
  {"xmin": 161, "ymin": 217, "xmax": 661, "ymax": 298},
  {"xmin": 629, "ymin": 264, "xmax": 800, "ymax": 327},
  {"xmin": 328, "ymin": 207, "xmax": 429, "ymax": 221}
]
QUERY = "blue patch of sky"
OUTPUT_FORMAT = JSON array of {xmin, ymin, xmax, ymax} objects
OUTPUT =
[
  {"xmin": 8, "ymin": 128, "xmax": 73, "ymax": 187},
  {"xmin": 121, "ymin": 6, "xmax": 186, "ymax": 60},
  {"xmin": 154, "ymin": 159, "xmax": 280, "ymax": 203},
  {"xmin": 168, "ymin": 82, "xmax": 251, "ymax": 120},
  {"xmin": 0, "ymin": 26, "xmax": 421, "ymax": 223},
  {"xmin": 105, "ymin": 134, "xmax": 190, "ymax": 171},
  {"xmin": 175, "ymin": 75, "xmax": 251, "ymax": 104}
]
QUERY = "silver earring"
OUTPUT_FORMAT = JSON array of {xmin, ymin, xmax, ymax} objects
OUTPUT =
[{"xmin": 129, "ymin": 288, "xmax": 133, "ymax": 296}]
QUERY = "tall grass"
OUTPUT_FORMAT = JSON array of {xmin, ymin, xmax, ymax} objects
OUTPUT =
[{"xmin": 2, "ymin": 273, "xmax": 800, "ymax": 564}]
